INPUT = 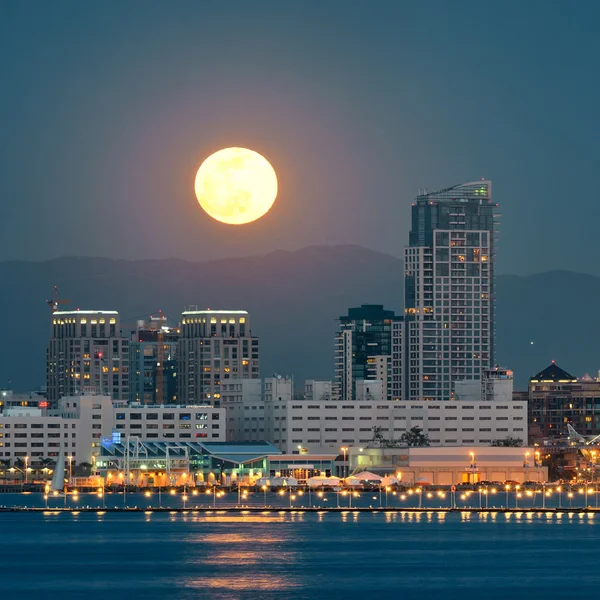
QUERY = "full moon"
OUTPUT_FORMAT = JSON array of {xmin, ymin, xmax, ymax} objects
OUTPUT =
[{"xmin": 194, "ymin": 147, "xmax": 278, "ymax": 225}]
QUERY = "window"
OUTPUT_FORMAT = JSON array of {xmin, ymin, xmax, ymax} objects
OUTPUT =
[
  {"xmin": 163, "ymin": 413, "xmax": 175, "ymax": 420},
  {"xmin": 130, "ymin": 413, "xmax": 142, "ymax": 420},
  {"xmin": 196, "ymin": 413, "xmax": 208, "ymax": 420},
  {"xmin": 179, "ymin": 413, "xmax": 191, "ymax": 421},
  {"xmin": 116, "ymin": 413, "xmax": 125, "ymax": 420},
  {"xmin": 147, "ymin": 413, "xmax": 158, "ymax": 420}
]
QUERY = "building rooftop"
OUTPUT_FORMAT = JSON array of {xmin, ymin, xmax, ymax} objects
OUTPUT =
[
  {"xmin": 54, "ymin": 310, "xmax": 119, "ymax": 316},
  {"xmin": 182, "ymin": 309, "xmax": 248, "ymax": 315},
  {"xmin": 530, "ymin": 362, "xmax": 577, "ymax": 383}
]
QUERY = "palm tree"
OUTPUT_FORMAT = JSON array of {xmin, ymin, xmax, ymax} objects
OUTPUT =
[{"xmin": 0, "ymin": 459, "xmax": 10, "ymax": 479}]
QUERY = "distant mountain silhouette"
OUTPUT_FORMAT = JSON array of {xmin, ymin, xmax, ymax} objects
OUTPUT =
[{"xmin": 0, "ymin": 246, "xmax": 596, "ymax": 392}]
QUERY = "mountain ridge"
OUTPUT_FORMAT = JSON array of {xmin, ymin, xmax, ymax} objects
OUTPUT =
[{"xmin": 1, "ymin": 245, "xmax": 598, "ymax": 392}]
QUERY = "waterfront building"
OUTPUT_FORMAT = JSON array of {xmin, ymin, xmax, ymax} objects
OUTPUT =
[
  {"xmin": 47, "ymin": 310, "xmax": 130, "ymax": 405},
  {"xmin": 403, "ymin": 181, "xmax": 499, "ymax": 401},
  {"xmin": 333, "ymin": 304, "xmax": 401, "ymax": 402},
  {"xmin": 95, "ymin": 440, "xmax": 281, "ymax": 486},
  {"xmin": 349, "ymin": 446, "xmax": 547, "ymax": 485},
  {"xmin": 0, "ymin": 394, "xmax": 114, "ymax": 466},
  {"xmin": 129, "ymin": 315, "xmax": 179, "ymax": 405},
  {"xmin": 177, "ymin": 309, "xmax": 259, "ymax": 406},
  {"xmin": 262, "ymin": 394, "xmax": 527, "ymax": 455}
]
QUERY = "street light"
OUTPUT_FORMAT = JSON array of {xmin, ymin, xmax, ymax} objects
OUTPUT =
[
  {"xmin": 68, "ymin": 456, "xmax": 73, "ymax": 485},
  {"xmin": 261, "ymin": 485, "xmax": 267, "ymax": 507},
  {"xmin": 340, "ymin": 447, "xmax": 348, "ymax": 478},
  {"xmin": 24, "ymin": 456, "xmax": 29, "ymax": 485}
]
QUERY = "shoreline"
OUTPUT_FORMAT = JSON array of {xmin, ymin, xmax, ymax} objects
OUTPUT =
[{"xmin": 1, "ymin": 506, "xmax": 598, "ymax": 514}]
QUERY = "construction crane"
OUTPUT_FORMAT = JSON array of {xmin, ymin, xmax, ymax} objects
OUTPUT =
[{"xmin": 46, "ymin": 286, "xmax": 70, "ymax": 312}]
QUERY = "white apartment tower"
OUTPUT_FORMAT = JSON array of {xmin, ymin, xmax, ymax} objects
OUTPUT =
[
  {"xmin": 177, "ymin": 309, "xmax": 259, "ymax": 406},
  {"xmin": 403, "ymin": 181, "xmax": 499, "ymax": 401},
  {"xmin": 47, "ymin": 310, "xmax": 130, "ymax": 406}
]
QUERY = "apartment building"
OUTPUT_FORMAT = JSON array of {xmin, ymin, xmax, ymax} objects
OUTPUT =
[
  {"xmin": 177, "ymin": 309, "xmax": 259, "ymax": 405},
  {"xmin": 47, "ymin": 310, "xmax": 130, "ymax": 405}
]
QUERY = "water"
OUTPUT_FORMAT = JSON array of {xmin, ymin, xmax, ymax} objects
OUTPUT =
[{"xmin": 1, "ymin": 507, "xmax": 599, "ymax": 599}]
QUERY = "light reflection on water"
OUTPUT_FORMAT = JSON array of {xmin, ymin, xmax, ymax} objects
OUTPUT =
[{"xmin": 1, "ymin": 511, "xmax": 600, "ymax": 599}]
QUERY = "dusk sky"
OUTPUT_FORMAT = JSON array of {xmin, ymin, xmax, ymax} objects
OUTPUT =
[{"xmin": 2, "ymin": 1, "xmax": 599, "ymax": 275}]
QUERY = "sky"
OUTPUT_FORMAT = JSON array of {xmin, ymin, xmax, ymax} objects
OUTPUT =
[{"xmin": 1, "ymin": 0, "xmax": 599, "ymax": 276}]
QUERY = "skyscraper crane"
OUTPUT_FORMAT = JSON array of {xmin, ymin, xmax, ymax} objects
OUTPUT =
[{"xmin": 46, "ymin": 286, "xmax": 70, "ymax": 312}]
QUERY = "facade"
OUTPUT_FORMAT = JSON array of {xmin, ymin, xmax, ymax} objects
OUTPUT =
[
  {"xmin": 0, "ymin": 393, "xmax": 224, "ymax": 469},
  {"xmin": 528, "ymin": 362, "xmax": 600, "ymax": 440},
  {"xmin": 333, "ymin": 304, "xmax": 401, "ymax": 401},
  {"xmin": 350, "ymin": 446, "xmax": 547, "ymax": 484},
  {"xmin": 403, "ymin": 181, "xmax": 499, "ymax": 401},
  {"xmin": 220, "ymin": 379, "xmax": 263, "ymax": 442},
  {"xmin": 454, "ymin": 367, "xmax": 514, "ymax": 402},
  {"xmin": 129, "ymin": 316, "xmax": 179, "ymax": 405},
  {"xmin": 177, "ymin": 309, "xmax": 259, "ymax": 405},
  {"xmin": 47, "ymin": 310, "xmax": 130, "ymax": 405},
  {"xmin": 304, "ymin": 380, "xmax": 333, "ymax": 402},
  {"xmin": 112, "ymin": 404, "xmax": 225, "ymax": 443},
  {"xmin": 0, "ymin": 394, "xmax": 114, "ymax": 465},
  {"xmin": 262, "ymin": 396, "xmax": 527, "ymax": 455}
]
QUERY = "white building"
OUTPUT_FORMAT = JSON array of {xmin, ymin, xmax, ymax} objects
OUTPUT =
[
  {"xmin": 262, "ymin": 397, "xmax": 527, "ymax": 455},
  {"xmin": 221, "ymin": 379, "xmax": 263, "ymax": 442},
  {"xmin": 455, "ymin": 367, "xmax": 514, "ymax": 402},
  {"xmin": 0, "ymin": 393, "xmax": 225, "ymax": 468},
  {"xmin": 177, "ymin": 309, "xmax": 259, "ymax": 405},
  {"xmin": 350, "ymin": 446, "xmax": 547, "ymax": 484},
  {"xmin": 112, "ymin": 404, "xmax": 225, "ymax": 443},
  {"xmin": 0, "ymin": 394, "xmax": 114, "ymax": 466},
  {"xmin": 304, "ymin": 380, "xmax": 332, "ymax": 402},
  {"xmin": 47, "ymin": 310, "xmax": 130, "ymax": 405}
]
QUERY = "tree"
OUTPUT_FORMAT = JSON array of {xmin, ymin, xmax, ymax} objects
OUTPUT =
[
  {"xmin": 491, "ymin": 437, "xmax": 523, "ymax": 447},
  {"xmin": 399, "ymin": 427, "xmax": 430, "ymax": 447}
]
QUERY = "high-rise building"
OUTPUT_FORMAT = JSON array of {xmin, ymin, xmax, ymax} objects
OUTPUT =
[
  {"xmin": 47, "ymin": 310, "xmax": 130, "ymax": 406},
  {"xmin": 177, "ymin": 309, "xmax": 259, "ymax": 406},
  {"xmin": 333, "ymin": 304, "xmax": 402, "ymax": 401},
  {"xmin": 403, "ymin": 180, "xmax": 499, "ymax": 401},
  {"xmin": 129, "ymin": 315, "xmax": 179, "ymax": 405}
]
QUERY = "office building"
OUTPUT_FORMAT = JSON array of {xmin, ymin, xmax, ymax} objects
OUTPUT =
[
  {"xmin": 333, "ymin": 304, "xmax": 401, "ymax": 401},
  {"xmin": 403, "ymin": 180, "xmax": 499, "ymax": 401},
  {"xmin": 129, "ymin": 315, "xmax": 179, "ymax": 405},
  {"xmin": 47, "ymin": 310, "xmax": 130, "ymax": 405},
  {"xmin": 177, "ymin": 309, "xmax": 259, "ymax": 405}
]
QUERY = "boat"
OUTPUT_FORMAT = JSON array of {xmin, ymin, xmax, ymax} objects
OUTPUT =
[{"xmin": 49, "ymin": 447, "xmax": 66, "ymax": 495}]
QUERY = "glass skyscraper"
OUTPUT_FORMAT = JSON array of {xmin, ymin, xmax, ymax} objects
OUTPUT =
[
  {"xmin": 333, "ymin": 304, "xmax": 402, "ymax": 401},
  {"xmin": 403, "ymin": 180, "xmax": 499, "ymax": 401}
]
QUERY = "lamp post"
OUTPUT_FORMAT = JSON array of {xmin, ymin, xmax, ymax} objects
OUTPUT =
[
  {"xmin": 24, "ymin": 456, "xmax": 29, "ymax": 485},
  {"xmin": 469, "ymin": 452, "xmax": 477, "ymax": 485},
  {"xmin": 340, "ymin": 447, "xmax": 348, "ymax": 479},
  {"xmin": 557, "ymin": 485, "xmax": 562, "ymax": 509},
  {"xmin": 505, "ymin": 484, "xmax": 510, "ymax": 509},
  {"xmin": 262, "ymin": 485, "xmax": 267, "ymax": 507},
  {"xmin": 68, "ymin": 456, "xmax": 73, "ymax": 485}
]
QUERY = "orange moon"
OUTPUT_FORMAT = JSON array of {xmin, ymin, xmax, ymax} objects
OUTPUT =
[{"xmin": 194, "ymin": 147, "xmax": 278, "ymax": 225}]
